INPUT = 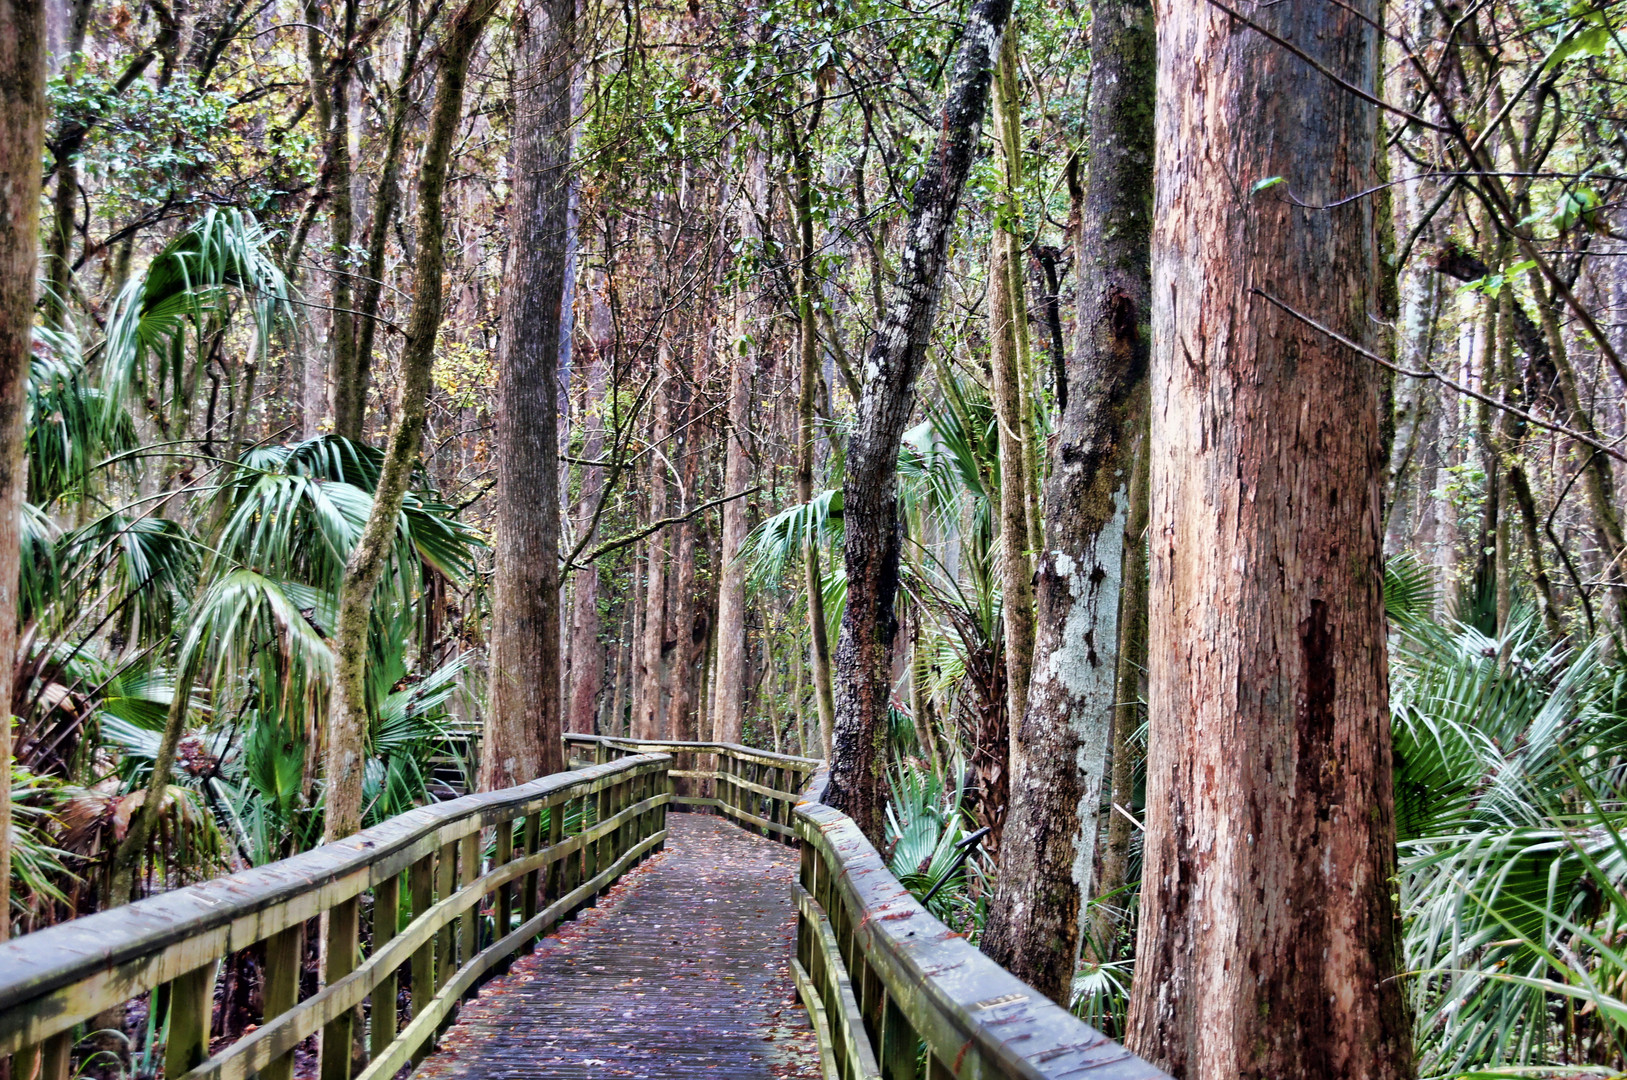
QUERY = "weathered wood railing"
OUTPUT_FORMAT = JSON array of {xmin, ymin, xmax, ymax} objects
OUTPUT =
[
  {"xmin": 564, "ymin": 733, "xmax": 814, "ymax": 844},
  {"xmin": 565, "ymin": 736, "xmax": 1167, "ymax": 1080},
  {"xmin": 794, "ymin": 771, "xmax": 1167, "ymax": 1080},
  {"xmin": 0, "ymin": 752, "xmax": 671, "ymax": 1080}
]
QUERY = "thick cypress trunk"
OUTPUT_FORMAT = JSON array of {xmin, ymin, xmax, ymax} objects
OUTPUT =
[
  {"xmin": 325, "ymin": 0, "xmax": 497, "ymax": 841},
  {"xmin": 979, "ymin": 0, "xmax": 1152, "ymax": 1005},
  {"xmin": 1124, "ymin": 1, "xmax": 1413, "ymax": 1073},
  {"xmin": 482, "ymin": 0, "xmax": 574, "ymax": 790},
  {"xmin": 0, "ymin": 0, "xmax": 45, "ymax": 936},
  {"xmin": 827, "ymin": 0, "xmax": 1013, "ymax": 842}
]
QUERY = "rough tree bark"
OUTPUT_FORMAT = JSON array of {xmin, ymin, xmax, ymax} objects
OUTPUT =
[
  {"xmin": 1090, "ymin": 426, "xmax": 1149, "ymax": 961},
  {"xmin": 827, "ymin": 0, "xmax": 1013, "ymax": 843},
  {"xmin": 325, "ymin": 0, "xmax": 498, "ymax": 841},
  {"xmin": 481, "ymin": 0, "xmax": 574, "ymax": 790},
  {"xmin": 979, "ymin": 0, "xmax": 1152, "ymax": 1004},
  {"xmin": 0, "ymin": 0, "xmax": 45, "ymax": 939},
  {"xmin": 1124, "ymin": 1, "xmax": 1414, "ymax": 1073}
]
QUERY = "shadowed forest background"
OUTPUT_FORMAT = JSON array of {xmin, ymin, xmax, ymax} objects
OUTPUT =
[{"xmin": 6, "ymin": 0, "xmax": 1627, "ymax": 1074}]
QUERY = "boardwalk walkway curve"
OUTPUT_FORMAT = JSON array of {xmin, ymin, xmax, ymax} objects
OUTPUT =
[{"xmin": 0, "ymin": 736, "xmax": 1169, "ymax": 1080}]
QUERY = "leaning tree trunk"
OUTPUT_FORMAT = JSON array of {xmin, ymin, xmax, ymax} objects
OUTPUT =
[
  {"xmin": 325, "ymin": 0, "xmax": 498, "ymax": 841},
  {"xmin": 827, "ymin": 0, "xmax": 1013, "ymax": 843},
  {"xmin": 0, "ymin": 0, "xmax": 45, "ymax": 938},
  {"xmin": 482, "ymin": 0, "xmax": 574, "ymax": 790},
  {"xmin": 1123, "ymin": 1, "xmax": 1414, "ymax": 1074},
  {"xmin": 979, "ymin": 0, "xmax": 1152, "ymax": 1006}
]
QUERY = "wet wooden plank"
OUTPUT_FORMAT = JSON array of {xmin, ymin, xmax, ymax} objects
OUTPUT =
[{"xmin": 412, "ymin": 813, "xmax": 822, "ymax": 1080}]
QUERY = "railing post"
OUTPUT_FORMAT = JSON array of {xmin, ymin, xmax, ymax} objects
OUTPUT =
[
  {"xmin": 262, "ymin": 920, "xmax": 305, "ymax": 1080},
  {"xmin": 545, "ymin": 797, "xmax": 566, "ymax": 909},
  {"xmin": 370, "ymin": 872, "xmax": 402, "ymax": 1064},
  {"xmin": 320, "ymin": 897, "xmax": 360, "ymax": 1080},
  {"xmin": 457, "ymin": 833, "xmax": 479, "ymax": 959},
  {"xmin": 163, "ymin": 958, "xmax": 218, "ymax": 1079},
  {"xmin": 408, "ymin": 851, "xmax": 436, "ymax": 1066},
  {"xmin": 495, "ymin": 818, "xmax": 515, "ymax": 945},
  {"xmin": 521, "ymin": 809, "xmax": 542, "ymax": 951},
  {"xmin": 434, "ymin": 840, "xmax": 456, "ymax": 989},
  {"xmin": 596, "ymin": 775, "xmax": 615, "ymax": 882},
  {"xmin": 881, "ymin": 995, "xmax": 920, "ymax": 1080}
]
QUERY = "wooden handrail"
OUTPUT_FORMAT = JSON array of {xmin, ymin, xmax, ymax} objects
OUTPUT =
[
  {"xmin": 562, "ymin": 736, "xmax": 1168, "ymax": 1079},
  {"xmin": 564, "ymin": 733, "xmax": 818, "ymax": 843},
  {"xmin": 793, "ymin": 771, "xmax": 1170, "ymax": 1080},
  {"xmin": 0, "ymin": 752, "xmax": 672, "ymax": 1080}
]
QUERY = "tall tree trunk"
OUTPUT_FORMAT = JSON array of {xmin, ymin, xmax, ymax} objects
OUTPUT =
[
  {"xmin": 323, "ymin": 0, "xmax": 358, "ymax": 437},
  {"xmin": 1089, "ymin": 423, "xmax": 1149, "ymax": 962},
  {"xmin": 635, "ymin": 371, "xmax": 670, "ymax": 740},
  {"xmin": 0, "ymin": 0, "xmax": 45, "ymax": 937},
  {"xmin": 325, "ymin": 0, "xmax": 498, "ymax": 841},
  {"xmin": 714, "ymin": 297, "xmax": 752, "ymax": 745},
  {"xmin": 343, "ymin": 4, "xmax": 434, "ymax": 441},
  {"xmin": 979, "ymin": 0, "xmax": 1152, "ymax": 1005},
  {"xmin": 566, "ymin": 310, "xmax": 610, "ymax": 735},
  {"xmin": 827, "ymin": 0, "xmax": 1013, "ymax": 842},
  {"xmin": 1124, "ymin": 2, "xmax": 1413, "ymax": 1073},
  {"xmin": 987, "ymin": 28, "xmax": 1035, "ymax": 815},
  {"xmin": 789, "ymin": 103, "xmax": 837, "ymax": 758},
  {"xmin": 482, "ymin": 0, "xmax": 574, "ymax": 790}
]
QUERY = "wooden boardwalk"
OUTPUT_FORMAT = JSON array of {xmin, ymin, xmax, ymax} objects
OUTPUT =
[{"xmin": 412, "ymin": 812, "xmax": 823, "ymax": 1079}]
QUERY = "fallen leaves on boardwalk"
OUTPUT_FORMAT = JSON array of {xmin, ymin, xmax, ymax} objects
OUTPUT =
[{"xmin": 413, "ymin": 812, "xmax": 822, "ymax": 1079}]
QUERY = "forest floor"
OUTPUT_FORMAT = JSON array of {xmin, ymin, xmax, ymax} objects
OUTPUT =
[{"xmin": 411, "ymin": 811, "xmax": 822, "ymax": 1079}]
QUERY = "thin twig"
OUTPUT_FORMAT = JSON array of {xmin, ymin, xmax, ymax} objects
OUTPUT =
[
  {"xmin": 1249, "ymin": 288, "xmax": 1627, "ymax": 465},
  {"xmin": 564, "ymin": 487, "xmax": 760, "ymax": 572}
]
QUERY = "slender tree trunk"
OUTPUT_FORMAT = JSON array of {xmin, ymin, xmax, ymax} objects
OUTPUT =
[
  {"xmin": 714, "ymin": 291, "xmax": 753, "ymax": 744},
  {"xmin": 979, "ymin": 0, "xmax": 1152, "ymax": 1005},
  {"xmin": 635, "ymin": 372, "xmax": 670, "ymax": 740},
  {"xmin": 987, "ymin": 28, "xmax": 1036, "ymax": 794},
  {"xmin": 482, "ymin": 0, "xmax": 573, "ymax": 789},
  {"xmin": 1124, "ymin": 2, "xmax": 1413, "ymax": 1073},
  {"xmin": 323, "ymin": 0, "xmax": 358, "ymax": 436},
  {"xmin": 343, "ymin": 5, "xmax": 433, "ymax": 441},
  {"xmin": 566, "ymin": 330, "xmax": 609, "ymax": 734},
  {"xmin": 0, "ymin": 0, "xmax": 46, "ymax": 935},
  {"xmin": 828, "ymin": 0, "xmax": 1013, "ymax": 842},
  {"xmin": 325, "ymin": 0, "xmax": 498, "ymax": 841},
  {"xmin": 789, "ymin": 104, "xmax": 837, "ymax": 758}
]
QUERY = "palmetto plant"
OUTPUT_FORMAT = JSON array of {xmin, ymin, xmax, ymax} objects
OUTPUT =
[
  {"xmin": 8, "ymin": 209, "xmax": 482, "ymax": 922},
  {"xmin": 1394, "ymin": 598, "xmax": 1627, "ymax": 1076}
]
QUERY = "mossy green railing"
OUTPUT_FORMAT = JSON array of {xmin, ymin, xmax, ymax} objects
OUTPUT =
[{"xmin": 0, "ymin": 752, "xmax": 670, "ymax": 1080}]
